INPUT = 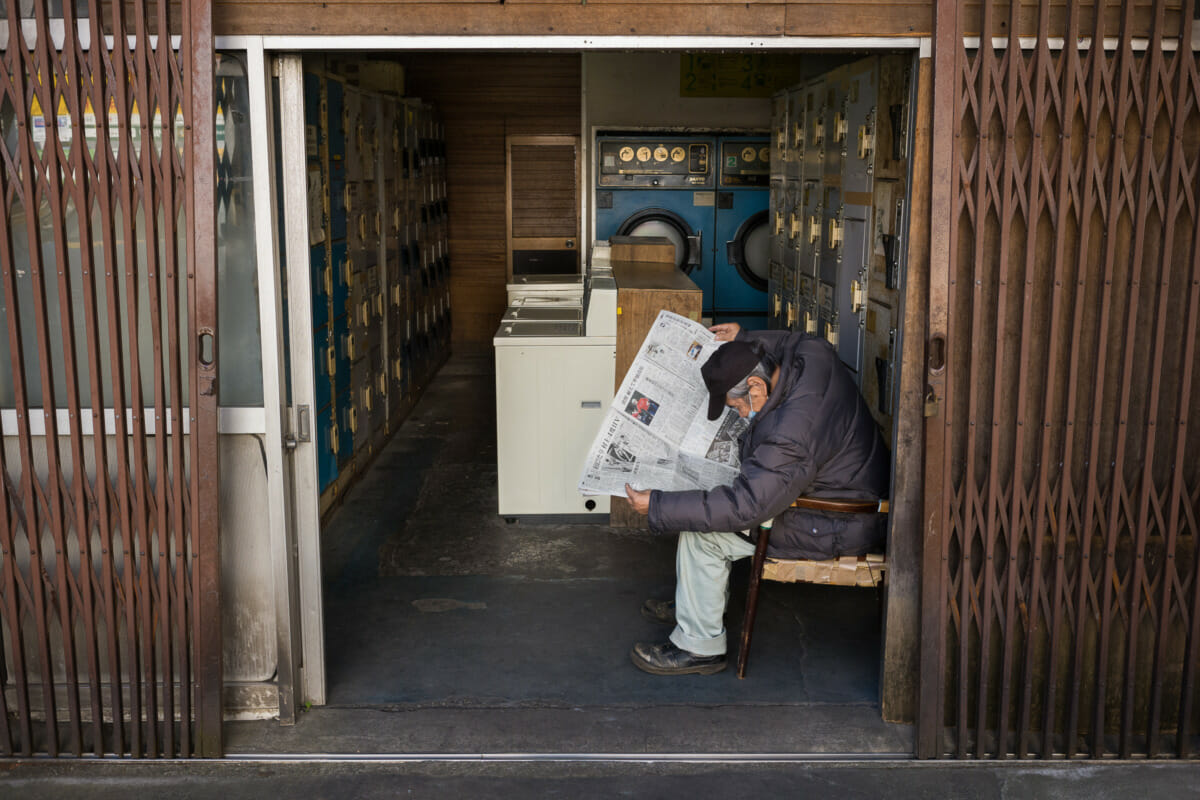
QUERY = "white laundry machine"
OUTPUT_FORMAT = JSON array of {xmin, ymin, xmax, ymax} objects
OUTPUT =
[{"xmin": 493, "ymin": 282, "xmax": 616, "ymax": 518}]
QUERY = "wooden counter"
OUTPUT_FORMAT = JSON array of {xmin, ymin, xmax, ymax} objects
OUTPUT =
[{"xmin": 610, "ymin": 260, "xmax": 703, "ymax": 528}]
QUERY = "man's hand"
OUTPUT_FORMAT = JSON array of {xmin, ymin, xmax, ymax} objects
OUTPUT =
[
  {"xmin": 625, "ymin": 484, "xmax": 651, "ymax": 515},
  {"xmin": 709, "ymin": 322, "xmax": 741, "ymax": 342}
]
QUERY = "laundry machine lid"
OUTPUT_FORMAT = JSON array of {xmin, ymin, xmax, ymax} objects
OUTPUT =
[{"xmin": 726, "ymin": 210, "xmax": 771, "ymax": 292}]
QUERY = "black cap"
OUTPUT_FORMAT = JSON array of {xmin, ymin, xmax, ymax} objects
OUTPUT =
[{"xmin": 700, "ymin": 341, "xmax": 761, "ymax": 421}]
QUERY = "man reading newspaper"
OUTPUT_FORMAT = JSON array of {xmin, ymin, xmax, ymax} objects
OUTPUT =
[{"xmin": 623, "ymin": 322, "xmax": 889, "ymax": 676}]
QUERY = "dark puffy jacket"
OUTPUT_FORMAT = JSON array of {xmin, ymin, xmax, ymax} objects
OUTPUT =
[{"xmin": 647, "ymin": 330, "xmax": 890, "ymax": 559}]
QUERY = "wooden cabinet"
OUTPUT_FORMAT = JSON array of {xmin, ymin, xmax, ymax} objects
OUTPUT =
[{"xmin": 609, "ymin": 260, "xmax": 703, "ymax": 528}]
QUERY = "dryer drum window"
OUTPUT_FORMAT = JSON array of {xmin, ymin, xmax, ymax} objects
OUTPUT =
[
  {"xmin": 616, "ymin": 207, "xmax": 701, "ymax": 273},
  {"xmin": 726, "ymin": 209, "xmax": 770, "ymax": 292}
]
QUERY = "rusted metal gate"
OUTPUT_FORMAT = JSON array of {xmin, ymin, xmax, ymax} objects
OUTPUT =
[
  {"xmin": 922, "ymin": 0, "xmax": 1200, "ymax": 758},
  {"xmin": 0, "ymin": 1, "xmax": 219, "ymax": 757}
]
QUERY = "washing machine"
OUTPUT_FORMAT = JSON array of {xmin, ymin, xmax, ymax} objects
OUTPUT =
[
  {"xmin": 713, "ymin": 135, "xmax": 771, "ymax": 328},
  {"xmin": 594, "ymin": 135, "xmax": 716, "ymax": 313}
]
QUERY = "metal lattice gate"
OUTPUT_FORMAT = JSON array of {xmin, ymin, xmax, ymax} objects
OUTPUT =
[
  {"xmin": 0, "ymin": 1, "xmax": 219, "ymax": 757},
  {"xmin": 922, "ymin": 0, "xmax": 1200, "ymax": 758}
]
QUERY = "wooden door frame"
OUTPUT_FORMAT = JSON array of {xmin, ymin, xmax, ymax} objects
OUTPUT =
[{"xmin": 505, "ymin": 133, "xmax": 582, "ymax": 281}]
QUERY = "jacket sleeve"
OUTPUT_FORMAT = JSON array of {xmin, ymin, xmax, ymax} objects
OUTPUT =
[{"xmin": 647, "ymin": 429, "xmax": 820, "ymax": 534}]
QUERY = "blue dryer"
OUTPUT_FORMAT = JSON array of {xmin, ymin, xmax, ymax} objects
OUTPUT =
[
  {"xmin": 713, "ymin": 136, "xmax": 771, "ymax": 329},
  {"xmin": 594, "ymin": 135, "xmax": 717, "ymax": 313}
]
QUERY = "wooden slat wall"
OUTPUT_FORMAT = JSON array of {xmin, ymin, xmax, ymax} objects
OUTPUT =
[
  {"xmin": 400, "ymin": 54, "xmax": 580, "ymax": 347},
  {"xmin": 213, "ymin": 1, "xmax": 1185, "ymax": 38},
  {"xmin": 510, "ymin": 144, "xmax": 577, "ymax": 239}
]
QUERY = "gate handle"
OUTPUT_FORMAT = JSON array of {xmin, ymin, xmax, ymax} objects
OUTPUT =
[{"xmin": 198, "ymin": 329, "xmax": 215, "ymax": 367}]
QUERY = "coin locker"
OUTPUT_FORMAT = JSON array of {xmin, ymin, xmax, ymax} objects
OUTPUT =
[
  {"xmin": 767, "ymin": 53, "xmax": 914, "ymax": 432},
  {"xmin": 303, "ymin": 60, "xmax": 450, "ymax": 510}
]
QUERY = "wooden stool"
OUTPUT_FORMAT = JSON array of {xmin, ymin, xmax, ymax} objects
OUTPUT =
[{"xmin": 735, "ymin": 499, "xmax": 888, "ymax": 679}]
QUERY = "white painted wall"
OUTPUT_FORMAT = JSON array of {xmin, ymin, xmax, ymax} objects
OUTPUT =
[{"xmin": 585, "ymin": 52, "xmax": 772, "ymax": 131}]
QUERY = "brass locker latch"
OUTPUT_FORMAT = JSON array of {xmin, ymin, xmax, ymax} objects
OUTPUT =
[
  {"xmin": 330, "ymin": 423, "xmax": 340, "ymax": 454},
  {"xmin": 773, "ymin": 294, "xmax": 782, "ymax": 316},
  {"xmin": 812, "ymin": 117, "xmax": 824, "ymax": 147},
  {"xmin": 363, "ymin": 386, "xmax": 373, "ymax": 413},
  {"xmin": 323, "ymin": 266, "xmax": 333, "ymax": 297},
  {"xmin": 805, "ymin": 310, "xmax": 817, "ymax": 334},
  {"xmin": 833, "ymin": 111, "xmax": 848, "ymax": 143},
  {"xmin": 792, "ymin": 121, "xmax": 804, "ymax": 149},
  {"xmin": 326, "ymin": 346, "xmax": 336, "ymax": 377},
  {"xmin": 786, "ymin": 302, "xmax": 797, "ymax": 329},
  {"xmin": 774, "ymin": 212, "xmax": 785, "ymax": 235},
  {"xmin": 828, "ymin": 217, "xmax": 844, "ymax": 249},
  {"xmin": 345, "ymin": 333, "xmax": 356, "ymax": 361},
  {"xmin": 850, "ymin": 280, "xmax": 865, "ymax": 313},
  {"xmin": 808, "ymin": 215, "xmax": 822, "ymax": 244},
  {"xmin": 348, "ymin": 406, "xmax": 358, "ymax": 434},
  {"xmin": 857, "ymin": 126, "xmax": 875, "ymax": 161},
  {"xmin": 826, "ymin": 322, "xmax": 839, "ymax": 348},
  {"xmin": 378, "ymin": 372, "xmax": 388, "ymax": 397},
  {"xmin": 825, "ymin": 217, "xmax": 844, "ymax": 248},
  {"xmin": 789, "ymin": 213, "xmax": 801, "ymax": 240}
]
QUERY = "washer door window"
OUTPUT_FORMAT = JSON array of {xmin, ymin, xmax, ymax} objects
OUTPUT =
[
  {"xmin": 725, "ymin": 210, "xmax": 770, "ymax": 291},
  {"xmin": 616, "ymin": 208, "xmax": 701, "ymax": 273}
]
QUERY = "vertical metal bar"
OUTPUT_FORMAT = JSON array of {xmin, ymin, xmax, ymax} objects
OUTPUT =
[
  {"xmin": 185, "ymin": 0, "xmax": 221, "ymax": 759},
  {"xmin": 55, "ymin": 0, "xmax": 107, "ymax": 756},
  {"xmin": 960, "ymin": 0, "xmax": 998, "ymax": 760},
  {"xmin": 1177, "ymin": 213, "xmax": 1200, "ymax": 757},
  {"xmin": 5, "ymin": 1, "xmax": 64, "ymax": 758},
  {"xmin": 246, "ymin": 40, "xmax": 300, "ymax": 727},
  {"xmin": 1093, "ymin": 0, "xmax": 1156, "ymax": 758},
  {"xmin": 919, "ymin": 0, "xmax": 959, "ymax": 760},
  {"xmin": 30, "ymin": 0, "xmax": 90, "ymax": 754},
  {"xmin": 107, "ymin": 0, "xmax": 150, "ymax": 757},
  {"xmin": 156, "ymin": 1, "xmax": 192, "ymax": 758},
  {"xmin": 130, "ymin": 0, "xmax": 175, "ymax": 757},
  {"xmin": 88, "ymin": 0, "xmax": 137, "ymax": 753},
  {"xmin": 973, "ymin": 0, "xmax": 1024, "ymax": 757},
  {"xmin": 0, "ymin": 449, "xmax": 17, "ymax": 755},
  {"xmin": 1000, "ymin": 0, "xmax": 1050, "ymax": 758},
  {"xmin": 1023, "ymin": 0, "xmax": 1085, "ymax": 759},
  {"xmin": 278, "ymin": 55, "xmax": 327, "ymax": 709},
  {"xmin": 87, "ymin": 0, "xmax": 132, "ymax": 756},
  {"xmin": 1067, "ymin": 0, "xmax": 1119, "ymax": 757},
  {"xmin": 1163, "ymin": 8, "xmax": 1200, "ymax": 759},
  {"xmin": 0, "ymin": 47, "xmax": 36, "ymax": 756},
  {"xmin": 1118, "ymin": 0, "xmax": 1175, "ymax": 758},
  {"xmin": 124, "ymin": 0, "xmax": 162, "ymax": 758},
  {"xmin": 77, "ymin": 0, "xmax": 124, "ymax": 757}
]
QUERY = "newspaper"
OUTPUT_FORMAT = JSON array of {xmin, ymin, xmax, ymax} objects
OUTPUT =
[{"xmin": 578, "ymin": 310, "xmax": 748, "ymax": 497}]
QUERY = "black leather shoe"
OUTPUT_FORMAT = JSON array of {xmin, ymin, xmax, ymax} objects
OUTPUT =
[
  {"xmin": 630, "ymin": 641, "xmax": 726, "ymax": 676},
  {"xmin": 641, "ymin": 598, "xmax": 676, "ymax": 625}
]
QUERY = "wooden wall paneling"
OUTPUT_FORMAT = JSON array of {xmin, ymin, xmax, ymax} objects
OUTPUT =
[
  {"xmin": 214, "ymin": 2, "xmax": 787, "ymax": 37},
  {"xmin": 783, "ymin": 3, "xmax": 933, "ymax": 36},
  {"xmin": 401, "ymin": 54, "xmax": 581, "ymax": 348},
  {"xmin": 214, "ymin": 1, "xmax": 1189, "ymax": 39}
]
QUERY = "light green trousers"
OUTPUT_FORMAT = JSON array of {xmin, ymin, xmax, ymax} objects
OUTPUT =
[{"xmin": 668, "ymin": 530, "xmax": 757, "ymax": 657}]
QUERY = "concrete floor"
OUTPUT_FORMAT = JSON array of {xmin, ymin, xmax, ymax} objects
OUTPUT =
[
  {"xmin": 20, "ymin": 355, "xmax": 1200, "ymax": 795},
  {"xmin": 227, "ymin": 352, "xmax": 911, "ymax": 755}
]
